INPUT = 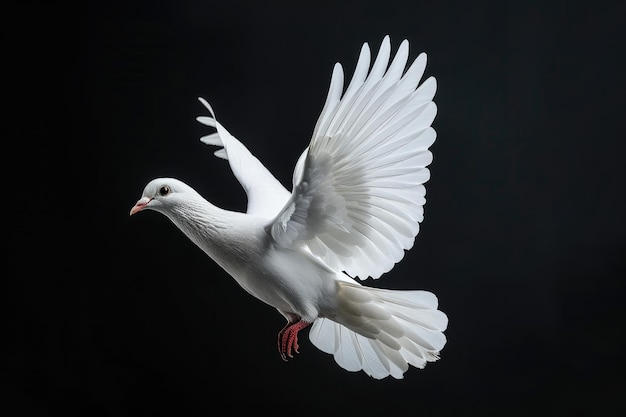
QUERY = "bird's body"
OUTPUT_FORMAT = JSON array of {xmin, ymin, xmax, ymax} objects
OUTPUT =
[
  {"xmin": 141, "ymin": 178, "xmax": 342, "ymax": 321},
  {"xmin": 131, "ymin": 36, "xmax": 448, "ymax": 379}
]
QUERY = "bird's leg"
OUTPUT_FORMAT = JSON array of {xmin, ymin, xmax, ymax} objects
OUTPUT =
[{"xmin": 277, "ymin": 320, "xmax": 310, "ymax": 361}]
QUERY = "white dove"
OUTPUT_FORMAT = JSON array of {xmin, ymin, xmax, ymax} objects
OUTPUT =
[{"xmin": 130, "ymin": 36, "xmax": 448, "ymax": 379}]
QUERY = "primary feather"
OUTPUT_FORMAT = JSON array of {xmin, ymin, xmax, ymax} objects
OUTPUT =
[
  {"xmin": 271, "ymin": 37, "xmax": 437, "ymax": 280},
  {"xmin": 131, "ymin": 36, "xmax": 447, "ymax": 379}
]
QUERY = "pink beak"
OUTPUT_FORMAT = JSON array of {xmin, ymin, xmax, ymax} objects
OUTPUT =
[{"xmin": 130, "ymin": 197, "xmax": 152, "ymax": 216}]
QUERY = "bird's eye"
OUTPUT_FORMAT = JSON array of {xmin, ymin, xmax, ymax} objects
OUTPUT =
[{"xmin": 159, "ymin": 185, "xmax": 171, "ymax": 196}]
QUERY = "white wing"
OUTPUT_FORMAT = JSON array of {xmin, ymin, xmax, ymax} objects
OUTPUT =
[
  {"xmin": 196, "ymin": 97, "xmax": 291, "ymax": 218},
  {"xmin": 269, "ymin": 36, "xmax": 437, "ymax": 280}
]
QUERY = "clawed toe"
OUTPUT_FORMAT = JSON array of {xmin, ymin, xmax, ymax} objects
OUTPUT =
[{"xmin": 277, "ymin": 320, "xmax": 310, "ymax": 360}]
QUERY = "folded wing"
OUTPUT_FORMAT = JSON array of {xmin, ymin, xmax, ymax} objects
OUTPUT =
[{"xmin": 269, "ymin": 36, "xmax": 437, "ymax": 280}]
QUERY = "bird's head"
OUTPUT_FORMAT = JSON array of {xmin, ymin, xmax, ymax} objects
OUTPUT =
[{"xmin": 130, "ymin": 178, "xmax": 199, "ymax": 216}]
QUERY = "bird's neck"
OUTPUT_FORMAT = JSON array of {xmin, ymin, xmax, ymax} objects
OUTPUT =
[
  {"xmin": 169, "ymin": 197, "xmax": 235, "ymax": 241},
  {"xmin": 166, "ymin": 196, "xmax": 264, "ymax": 270}
]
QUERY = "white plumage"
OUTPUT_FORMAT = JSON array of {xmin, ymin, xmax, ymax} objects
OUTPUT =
[{"xmin": 130, "ymin": 36, "xmax": 448, "ymax": 379}]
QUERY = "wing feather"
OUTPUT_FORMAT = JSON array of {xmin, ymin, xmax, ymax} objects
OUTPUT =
[
  {"xmin": 196, "ymin": 97, "xmax": 291, "ymax": 218},
  {"xmin": 270, "ymin": 36, "xmax": 437, "ymax": 279}
]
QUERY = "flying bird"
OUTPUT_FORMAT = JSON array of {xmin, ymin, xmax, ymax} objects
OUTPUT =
[{"xmin": 130, "ymin": 36, "xmax": 448, "ymax": 379}]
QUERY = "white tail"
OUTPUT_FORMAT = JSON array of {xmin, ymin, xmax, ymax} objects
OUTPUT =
[{"xmin": 309, "ymin": 281, "xmax": 448, "ymax": 379}]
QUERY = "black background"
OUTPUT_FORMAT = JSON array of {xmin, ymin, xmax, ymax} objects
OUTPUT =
[{"xmin": 7, "ymin": 1, "xmax": 625, "ymax": 415}]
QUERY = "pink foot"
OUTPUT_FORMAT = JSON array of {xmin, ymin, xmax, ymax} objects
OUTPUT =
[{"xmin": 277, "ymin": 320, "xmax": 310, "ymax": 361}]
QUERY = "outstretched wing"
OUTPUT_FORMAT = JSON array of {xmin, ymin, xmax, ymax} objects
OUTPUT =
[
  {"xmin": 269, "ymin": 36, "xmax": 437, "ymax": 280},
  {"xmin": 196, "ymin": 97, "xmax": 291, "ymax": 218}
]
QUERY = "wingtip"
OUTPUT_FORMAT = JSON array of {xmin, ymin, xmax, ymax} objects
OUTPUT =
[
  {"xmin": 359, "ymin": 41, "xmax": 372, "ymax": 65},
  {"xmin": 381, "ymin": 35, "xmax": 391, "ymax": 49},
  {"xmin": 197, "ymin": 96, "xmax": 216, "ymax": 117},
  {"xmin": 196, "ymin": 116, "xmax": 217, "ymax": 127}
]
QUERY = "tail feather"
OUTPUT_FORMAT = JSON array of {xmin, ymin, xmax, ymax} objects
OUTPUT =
[
  {"xmin": 335, "ymin": 326, "xmax": 362, "ymax": 372},
  {"xmin": 309, "ymin": 282, "xmax": 448, "ymax": 379}
]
